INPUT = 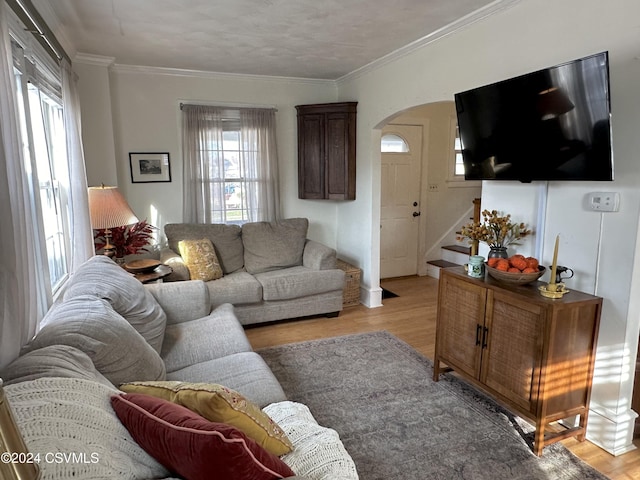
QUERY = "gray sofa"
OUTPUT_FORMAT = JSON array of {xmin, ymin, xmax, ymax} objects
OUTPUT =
[
  {"xmin": 159, "ymin": 218, "xmax": 347, "ymax": 325},
  {"xmin": 1, "ymin": 256, "xmax": 358, "ymax": 480}
]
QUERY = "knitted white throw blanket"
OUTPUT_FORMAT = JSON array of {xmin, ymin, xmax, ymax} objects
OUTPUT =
[
  {"xmin": 4, "ymin": 377, "xmax": 169, "ymax": 480},
  {"xmin": 264, "ymin": 401, "xmax": 359, "ymax": 480}
]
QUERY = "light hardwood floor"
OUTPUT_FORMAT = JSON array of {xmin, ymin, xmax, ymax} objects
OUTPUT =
[{"xmin": 245, "ymin": 274, "xmax": 640, "ymax": 479}]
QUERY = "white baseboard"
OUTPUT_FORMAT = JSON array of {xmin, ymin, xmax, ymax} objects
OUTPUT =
[
  {"xmin": 361, "ymin": 285, "xmax": 383, "ymax": 308},
  {"xmin": 586, "ymin": 404, "xmax": 638, "ymax": 456}
]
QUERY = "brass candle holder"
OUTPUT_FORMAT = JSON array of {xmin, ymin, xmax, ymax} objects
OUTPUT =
[
  {"xmin": 539, "ymin": 234, "xmax": 570, "ymax": 298},
  {"xmin": 538, "ymin": 282, "xmax": 570, "ymax": 299}
]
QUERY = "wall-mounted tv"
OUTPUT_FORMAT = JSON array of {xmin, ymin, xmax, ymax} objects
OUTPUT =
[{"xmin": 455, "ymin": 52, "xmax": 613, "ymax": 182}]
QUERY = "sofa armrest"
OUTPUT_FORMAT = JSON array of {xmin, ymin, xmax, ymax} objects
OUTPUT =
[
  {"xmin": 160, "ymin": 248, "xmax": 191, "ymax": 282},
  {"xmin": 303, "ymin": 240, "xmax": 337, "ymax": 270},
  {"xmin": 145, "ymin": 280, "xmax": 211, "ymax": 324}
]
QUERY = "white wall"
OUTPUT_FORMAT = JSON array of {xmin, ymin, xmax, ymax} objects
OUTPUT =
[
  {"xmin": 337, "ymin": 0, "xmax": 640, "ymax": 454},
  {"xmin": 74, "ymin": 57, "xmax": 118, "ymax": 187},
  {"xmin": 77, "ymin": 63, "xmax": 340, "ymax": 247}
]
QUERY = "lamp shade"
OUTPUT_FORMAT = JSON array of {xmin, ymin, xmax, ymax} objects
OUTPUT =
[
  {"xmin": 88, "ymin": 185, "xmax": 138, "ymax": 229},
  {"xmin": 537, "ymin": 87, "xmax": 575, "ymax": 120}
]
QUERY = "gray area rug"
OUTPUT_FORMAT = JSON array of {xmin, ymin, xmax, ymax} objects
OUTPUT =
[{"xmin": 258, "ymin": 331, "xmax": 609, "ymax": 480}]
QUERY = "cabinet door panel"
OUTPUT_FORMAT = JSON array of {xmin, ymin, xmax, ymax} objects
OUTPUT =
[
  {"xmin": 436, "ymin": 274, "xmax": 486, "ymax": 379},
  {"xmin": 482, "ymin": 291, "xmax": 544, "ymax": 413},
  {"xmin": 326, "ymin": 113, "xmax": 347, "ymax": 198},
  {"xmin": 298, "ymin": 114, "xmax": 324, "ymax": 199},
  {"xmin": 544, "ymin": 303, "xmax": 600, "ymax": 415}
]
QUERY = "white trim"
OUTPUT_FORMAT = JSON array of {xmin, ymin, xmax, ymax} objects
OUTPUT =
[
  {"xmin": 178, "ymin": 99, "xmax": 278, "ymax": 111},
  {"xmin": 361, "ymin": 285, "xmax": 383, "ymax": 308},
  {"xmin": 73, "ymin": 52, "xmax": 115, "ymax": 67},
  {"xmin": 336, "ymin": 0, "xmax": 523, "ymax": 85},
  {"xmin": 586, "ymin": 404, "xmax": 638, "ymax": 456},
  {"xmin": 111, "ymin": 62, "xmax": 337, "ymax": 86}
]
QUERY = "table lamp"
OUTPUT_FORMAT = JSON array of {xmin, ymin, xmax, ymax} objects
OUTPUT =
[
  {"xmin": 88, "ymin": 185, "xmax": 138, "ymax": 258},
  {"xmin": 0, "ymin": 379, "xmax": 40, "ymax": 480}
]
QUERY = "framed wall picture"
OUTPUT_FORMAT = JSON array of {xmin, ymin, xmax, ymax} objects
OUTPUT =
[{"xmin": 129, "ymin": 152, "xmax": 171, "ymax": 183}]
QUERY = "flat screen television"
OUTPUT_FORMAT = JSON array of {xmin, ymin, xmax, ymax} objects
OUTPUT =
[{"xmin": 455, "ymin": 52, "xmax": 613, "ymax": 182}]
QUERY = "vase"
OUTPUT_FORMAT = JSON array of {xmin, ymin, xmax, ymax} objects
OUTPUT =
[{"xmin": 488, "ymin": 246, "xmax": 508, "ymax": 259}]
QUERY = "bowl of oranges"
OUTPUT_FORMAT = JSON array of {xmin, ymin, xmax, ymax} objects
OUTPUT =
[{"xmin": 485, "ymin": 255, "xmax": 545, "ymax": 285}]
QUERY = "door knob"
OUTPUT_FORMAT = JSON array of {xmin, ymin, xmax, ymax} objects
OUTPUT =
[{"xmin": 412, "ymin": 211, "xmax": 421, "ymax": 217}]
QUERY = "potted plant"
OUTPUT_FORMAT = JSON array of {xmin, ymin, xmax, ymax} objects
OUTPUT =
[
  {"xmin": 458, "ymin": 209, "xmax": 532, "ymax": 259},
  {"xmin": 93, "ymin": 220, "xmax": 156, "ymax": 262}
]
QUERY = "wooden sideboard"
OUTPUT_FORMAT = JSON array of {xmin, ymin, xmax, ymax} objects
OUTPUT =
[{"xmin": 433, "ymin": 267, "xmax": 602, "ymax": 456}]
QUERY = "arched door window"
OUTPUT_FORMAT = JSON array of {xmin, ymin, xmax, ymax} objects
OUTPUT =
[{"xmin": 381, "ymin": 134, "xmax": 409, "ymax": 153}]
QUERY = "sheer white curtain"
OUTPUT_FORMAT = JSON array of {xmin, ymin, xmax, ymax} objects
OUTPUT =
[
  {"xmin": 62, "ymin": 59, "xmax": 94, "ymax": 270},
  {"xmin": 239, "ymin": 108, "xmax": 280, "ymax": 222},
  {"xmin": 182, "ymin": 105, "xmax": 280, "ymax": 223},
  {"xmin": 0, "ymin": 2, "xmax": 46, "ymax": 368},
  {"xmin": 183, "ymin": 105, "xmax": 225, "ymax": 223}
]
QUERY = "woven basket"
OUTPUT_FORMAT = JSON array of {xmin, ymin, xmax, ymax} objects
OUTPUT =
[
  {"xmin": 486, "ymin": 264, "xmax": 546, "ymax": 285},
  {"xmin": 336, "ymin": 260, "xmax": 361, "ymax": 307}
]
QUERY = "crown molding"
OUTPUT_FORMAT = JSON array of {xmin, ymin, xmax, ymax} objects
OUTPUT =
[
  {"xmin": 336, "ymin": 0, "xmax": 523, "ymax": 85},
  {"xmin": 73, "ymin": 52, "xmax": 115, "ymax": 67},
  {"xmin": 110, "ymin": 63, "xmax": 336, "ymax": 86}
]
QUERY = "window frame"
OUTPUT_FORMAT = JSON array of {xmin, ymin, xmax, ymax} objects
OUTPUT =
[
  {"xmin": 446, "ymin": 115, "xmax": 481, "ymax": 188},
  {"xmin": 10, "ymin": 17, "xmax": 72, "ymax": 295}
]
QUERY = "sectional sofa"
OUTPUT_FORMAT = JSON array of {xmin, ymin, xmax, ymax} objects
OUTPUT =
[{"xmin": 0, "ymin": 256, "xmax": 358, "ymax": 479}]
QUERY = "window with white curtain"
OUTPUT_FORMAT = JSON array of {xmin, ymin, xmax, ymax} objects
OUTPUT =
[
  {"xmin": 182, "ymin": 105, "xmax": 280, "ymax": 224},
  {"xmin": 11, "ymin": 38, "xmax": 71, "ymax": 293}
]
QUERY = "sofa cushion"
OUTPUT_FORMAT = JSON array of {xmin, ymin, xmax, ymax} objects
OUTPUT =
[
  {"xmin": 264, "ymin": 401, "xmax": 359, "ymax": 480},
  {"xmin": 165, "ymin": 223, "xmax": 244, "ymax": 274},
  {"xmin": 207, "ymin": 270, "xmax": 262, "ymax": 307},
  {"xmin": 166, "ymin": 352, "xmax": 287, "ymax": 408},
  {"xmin": 5, "ymin": 378, "xmax": 170, "ymax": 479},
  {"xmin": 178, "ymin": 238, "xmax": 223, "ymax": 281},
  {"xmin": 256, "ymin": 266, "xmax": 345, "ymax": 301},
  {"xmin": 110, "ymin": 393, "xmax": 295, "ymax": 480},
  {"xmin": 161, "ymin": 303, "xmax": 252, "ymax": 373},
  {"xmin": 63, "ymin": 255, "xmax": 167, "ymax": 354},
  {"xmin": 0, "ymin": 345, "xmax": 112, "ymax": 387},
  {"xmin": 242, "ymin": 218, "xmax": 309, "ymax": 274},
  {"xmin": 119, "ymin": 381, "xmax": 293, "ymax": 456},
  {"xmin": 23, "ymin": 295, "xmax": 166, "ymax": 386}
]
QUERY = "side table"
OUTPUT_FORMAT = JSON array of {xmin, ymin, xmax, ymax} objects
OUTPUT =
[{"xmin": 132, "ymin": 264, "xmax": 173, "ymax": 284}]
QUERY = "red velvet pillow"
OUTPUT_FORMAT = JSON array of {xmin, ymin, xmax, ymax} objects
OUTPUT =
[{"xmin": 111, "ymin": 393, "xmax": 295, "ymax": 480}]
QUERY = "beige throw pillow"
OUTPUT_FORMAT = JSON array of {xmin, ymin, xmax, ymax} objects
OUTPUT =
[
  {"xmin": 178, "ymin": 238, "xmax": 223, "ymax": 281},
  {"xmin": 119, "ymin": 381, "xmax": 293, "ymax": 456}
]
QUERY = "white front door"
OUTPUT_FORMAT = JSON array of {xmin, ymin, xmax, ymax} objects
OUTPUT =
[{"xmin": 380, "ymin": 124, "xmax": 423, "ymax": 279}]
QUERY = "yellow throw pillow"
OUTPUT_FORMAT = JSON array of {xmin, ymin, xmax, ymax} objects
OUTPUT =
[
  {"xmin": 178, "ymin": 238, "xmax": 223, "ymax": 281},
  {"xmin": 119, "ymin": 381, "xmax": 293, "ymax": 456}
]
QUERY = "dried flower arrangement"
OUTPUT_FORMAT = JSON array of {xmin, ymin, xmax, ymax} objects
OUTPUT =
[
  {"xmin": 93, "ymin": 220, "xmax": 156, "ymax": 258},
  {"xmin": 458, "ymin": 209, "xmax": 532, "ymax": 249}
]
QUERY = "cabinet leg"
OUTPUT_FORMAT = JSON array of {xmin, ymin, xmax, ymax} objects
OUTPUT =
[
  {"xmin": 433, "ymin": 357, "xmax": 440, "ymax": 382},
  {"xmin": 534, "ymin": 423, "xmax": 545, "ymax": 456},
  {"xmin": 577, "ymin": 413, "xmax": 588, "ymax": 442}
]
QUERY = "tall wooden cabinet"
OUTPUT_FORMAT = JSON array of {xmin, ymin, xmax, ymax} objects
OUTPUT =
[
  {"xmin": 296, "ymin": 102, "xmax": 356, "ymax": 200},
  {"xmin": 433, "ymin": 267, "xmax": 602, "ymax": 456}
]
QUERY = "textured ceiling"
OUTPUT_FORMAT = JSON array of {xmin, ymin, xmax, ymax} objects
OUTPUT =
[{"xmin": 37, "ymin": 0, "xmax": 506, "ymax": 79}]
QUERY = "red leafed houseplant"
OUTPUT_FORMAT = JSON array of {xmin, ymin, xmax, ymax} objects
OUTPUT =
[{"xmin": 93, "ymin": 220, "xmax": 156, "ymax": 258}]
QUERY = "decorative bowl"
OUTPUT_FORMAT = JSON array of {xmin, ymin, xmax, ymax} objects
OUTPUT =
[
  {"xmin": 485, "ymin": 264, "xmax": 546, "ymax": 285},
  {"xmin": 124, "ymin": 259, "xmax": 161, "ymax": 274}
]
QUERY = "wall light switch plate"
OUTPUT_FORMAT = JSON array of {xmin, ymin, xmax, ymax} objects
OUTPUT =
[{"xmin": 587, "ymin": 192, "xmax": 620, "ymax": 212}]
